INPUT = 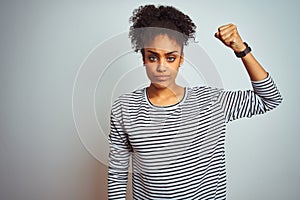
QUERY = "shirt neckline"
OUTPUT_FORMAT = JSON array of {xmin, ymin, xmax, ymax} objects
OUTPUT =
[{"xmin": 144, "ymin": 87, "xmax": 188, "ymax": 109}]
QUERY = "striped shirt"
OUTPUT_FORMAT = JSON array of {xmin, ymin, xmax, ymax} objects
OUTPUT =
[{"xmin": 108, "ymin": 75, "xmax": 282, "ymax": 199}]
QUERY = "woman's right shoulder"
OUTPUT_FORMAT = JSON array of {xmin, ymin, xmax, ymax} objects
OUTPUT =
[{"xmin": 112, "ymin": 88, "xmax": 145, "ymax": 108}]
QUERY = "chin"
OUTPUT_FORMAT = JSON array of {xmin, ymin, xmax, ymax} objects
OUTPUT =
[{"xmin": 151, "ymin": 82, "xmax": 171, "ymax": 89}]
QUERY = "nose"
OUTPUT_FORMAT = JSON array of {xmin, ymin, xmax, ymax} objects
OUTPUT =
[{"xmin": 157, "ymin": 59, "xmax": 167, "ymax": 72}]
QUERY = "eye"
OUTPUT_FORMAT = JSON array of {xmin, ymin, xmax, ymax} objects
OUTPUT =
[
  {"xmin": 167, "ymin": 56, "xmax": 176, "ymax": 62},
  {"xmin": 148, "ymin": 56, "xmax": 158, "ymax": 62}
]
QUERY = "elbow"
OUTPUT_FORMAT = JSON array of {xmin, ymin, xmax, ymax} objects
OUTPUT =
[{"xmin": 264, "ymin": 94, "xmax": 283, "ymax": 111}]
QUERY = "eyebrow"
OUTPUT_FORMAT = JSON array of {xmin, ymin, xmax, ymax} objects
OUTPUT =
[{"xmin": 146, "ymin": 50, "xmax": 179, "ymax": 56}]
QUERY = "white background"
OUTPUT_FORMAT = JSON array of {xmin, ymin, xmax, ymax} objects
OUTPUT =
[{"xmin": 0, "ymin": 0, "xmax": 299, "ymax": 199}]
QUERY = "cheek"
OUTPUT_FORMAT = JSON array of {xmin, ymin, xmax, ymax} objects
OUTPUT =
[
  {"xmin": 144, "ymin": 63, "xmax": 154, "ymax": 70},
  {"xmin": 144, "ymin": 65, "xmax": 155, "ymax": 77},
  {"xmin": 170, "ymin": 62, "xmax": 180, "ymax": 72}
]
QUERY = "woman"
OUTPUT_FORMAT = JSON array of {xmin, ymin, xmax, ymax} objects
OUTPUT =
[{"xmin": 108, "ymin": 5, "xmax": 282, "ymax": 199}]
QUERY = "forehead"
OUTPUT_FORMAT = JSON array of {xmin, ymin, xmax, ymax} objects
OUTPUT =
[{"xmin": 144, "ymin": 34, "xmax": 182, "ymax": 53}]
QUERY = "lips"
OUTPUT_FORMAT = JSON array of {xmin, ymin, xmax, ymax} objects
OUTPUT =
[{"xmin": 155, "ymin": 75, "xmax": 170, "ymax": 81}]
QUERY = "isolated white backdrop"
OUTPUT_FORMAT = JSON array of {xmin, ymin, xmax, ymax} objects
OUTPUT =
[{"xmin": 0, "ymin": 1, "xmax": 299, "ymax": 199}]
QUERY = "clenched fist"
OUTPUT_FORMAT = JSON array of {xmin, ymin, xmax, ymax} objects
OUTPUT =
[{"xmin": 215, "ymin": 24, "xmax": 247, "ymax": 53}]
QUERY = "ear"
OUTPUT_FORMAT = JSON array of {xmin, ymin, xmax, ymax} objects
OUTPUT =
[{"xmin": 179, "ymin": 52, "xmax": 184, "ymax": 66}]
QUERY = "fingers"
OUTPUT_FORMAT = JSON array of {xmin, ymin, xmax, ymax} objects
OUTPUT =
[
  {"xmin": 215, "ymin": 24, "xmax": 236, "ymax": 42},
  {"xmin": 218, "ymin": 23, "xmax": 234, "ymax": 31},
  {"xmin": 215, "ymin": 23, "xmax": 245, "ymax": 51},
  {"xmin": 215, "ymin": 24, "xmax": 233, "ymax": 37}
]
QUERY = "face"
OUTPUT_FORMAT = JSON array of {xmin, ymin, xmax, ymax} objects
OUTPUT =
[{"xmin": 143, "ymin": 34, "xmax": 184, "ymax": 89}]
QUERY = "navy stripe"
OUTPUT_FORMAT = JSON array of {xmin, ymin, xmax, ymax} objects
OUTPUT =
[{"xmin": 108, "ymin": 74, "xmax": 282, "ymax": 199}]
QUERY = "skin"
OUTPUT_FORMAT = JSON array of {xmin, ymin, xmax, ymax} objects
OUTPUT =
[
  {"xmin": 144, "ymin": 23, "xmax": 268, "ymax": 106},
  {"xmin": 215, "ymin": 23, "xmax": 268, "ymax": 81},
  {"xmin": 143, "ymin": 34, "xmax": 184, "ymax": 106}
]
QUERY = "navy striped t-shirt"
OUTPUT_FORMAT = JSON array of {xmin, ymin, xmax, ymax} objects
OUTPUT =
[{"xmin": 108, "ymin": 74, "xmax": 282, "ymax": 199}]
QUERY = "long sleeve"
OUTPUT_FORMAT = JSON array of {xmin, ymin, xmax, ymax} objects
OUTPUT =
[
  {"xmin": 108, "ymin": 102, "xmax": 131, "ymax": 200},
  {"xmin": 218, "ymin": 74, "xmax": 283, "ymax": 123}
]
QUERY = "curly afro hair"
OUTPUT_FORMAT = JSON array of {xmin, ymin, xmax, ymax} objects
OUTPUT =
[{"xmin": 129, "ymin": 5, "xmax": 196, "ymax": 53}]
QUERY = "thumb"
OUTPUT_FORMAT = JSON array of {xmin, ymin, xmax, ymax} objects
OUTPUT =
[{"xmin": 214, "ymin": 32, "xmax": 219, "ymax": 39}]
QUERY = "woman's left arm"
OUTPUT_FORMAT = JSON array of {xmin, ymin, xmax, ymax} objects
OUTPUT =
[
  {"xmin": 215, "ymin": 23, "xmax": 283, "ymax": 122},
  {"xmin": 215, "ymin": 23, "xmax": 268, "ymax": 81}
]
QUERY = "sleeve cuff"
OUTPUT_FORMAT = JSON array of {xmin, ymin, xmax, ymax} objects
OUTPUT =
[{"xmin": 251, "ymin": 72, "xmax": 270, "ymax": 85}]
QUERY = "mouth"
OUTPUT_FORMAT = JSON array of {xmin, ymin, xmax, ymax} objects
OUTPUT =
[{"xmin": 155, "ymin": 75, "xmax": 170, "ymax": 81}]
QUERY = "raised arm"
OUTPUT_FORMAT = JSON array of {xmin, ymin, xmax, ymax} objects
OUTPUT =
[
  {"xmin": 214, "ymin": 23, "xmax": 268, "ymax": 81},
  {"xmin": 214, "ymin": 23, "xmax": 282, "ymax": 122}
]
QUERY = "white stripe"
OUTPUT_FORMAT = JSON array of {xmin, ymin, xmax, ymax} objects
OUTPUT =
[{"xmin": 108, "ymin": 74, "xmax": 282, "ymax": 199}]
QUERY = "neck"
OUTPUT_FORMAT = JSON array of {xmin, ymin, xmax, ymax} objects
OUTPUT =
[
  {"xmin": 147, "ymin": 83, "xmax": 185, "ymax": 106},
  {"xmin": 147, "ymin": 83, "xmax": 181, "ymax": 97}
]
